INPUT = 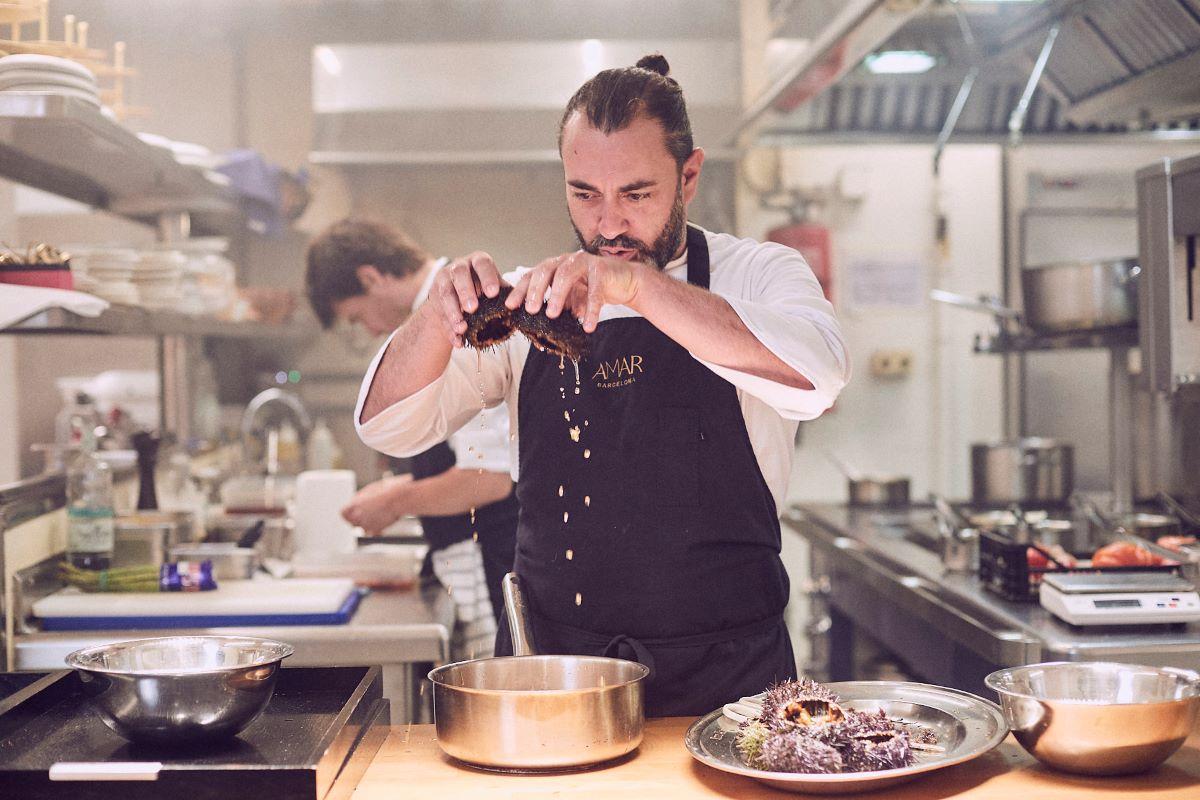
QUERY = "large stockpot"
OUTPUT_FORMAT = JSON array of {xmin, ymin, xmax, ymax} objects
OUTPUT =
[
  {"xmin": 1021, "ymin": 258, "xmax": 1139, "ymax": 333},
  {"xmin": 971, "ymin": 438, "xmax": 1074, "ymax": 506},
  {"xmin": 427, "ymin": 573, "xmax": 649, "ymax": 770}
]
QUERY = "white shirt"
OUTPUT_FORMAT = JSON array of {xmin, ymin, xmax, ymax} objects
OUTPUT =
[
  {"xmin": 413, "ymin": 258, "xmax": 512, "ymax": 474},
  {"xmin": 357, "ymin": 229, "xmax": 849, "ymax": 513}
]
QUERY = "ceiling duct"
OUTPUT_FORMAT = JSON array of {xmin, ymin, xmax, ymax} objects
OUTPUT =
[
  {"xmin": 730, "ymin": 0, "xmax": 934, "ymax": 145},
  {"xmin": 1012, "ymin": 0, "xmax": 1200, "ymax": 126}
]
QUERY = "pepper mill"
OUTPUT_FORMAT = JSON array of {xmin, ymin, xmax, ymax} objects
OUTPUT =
[{"xmin": 131, "ymin": 431, "xmax": 160, "ymax": 511}]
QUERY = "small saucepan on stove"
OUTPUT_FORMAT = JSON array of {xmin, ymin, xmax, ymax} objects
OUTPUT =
[
  {"xmin": 848, "ymin": 476, "xmax": 911, "ymax": 507},
  {"xmin": 824, "ymin": 450, "xmax": 910, "ymax": 507},
  {"xmin": 427, "ymin": 573, "xmax": 649, "ymax": 771},
  {"xmin": 971, "ymin": 438, "xmax": 1074, "ymax": 507}
]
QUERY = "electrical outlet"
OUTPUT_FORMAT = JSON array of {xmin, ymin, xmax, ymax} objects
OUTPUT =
[{"xmin": 869, "ymin": 349, "xmax": 913, "ymax": 379}]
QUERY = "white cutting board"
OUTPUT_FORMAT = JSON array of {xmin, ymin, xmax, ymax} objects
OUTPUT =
[{"xmin": 33, "ymin": 577, "xmax": 356, "ymax": 618}]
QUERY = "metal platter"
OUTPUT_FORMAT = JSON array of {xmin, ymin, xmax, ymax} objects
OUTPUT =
[{"xmin": 684, "ymin": 681, "xmax": 1008, "ymax": 795}]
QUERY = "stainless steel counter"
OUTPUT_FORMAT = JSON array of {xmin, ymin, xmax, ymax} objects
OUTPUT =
[
  {"xmin": 784, "ymin": 504, "xmax": 1200, "ymax": 694},
  {"xmin": 13, "ymin": 583, "xmax": 456, "ymax": 722}
]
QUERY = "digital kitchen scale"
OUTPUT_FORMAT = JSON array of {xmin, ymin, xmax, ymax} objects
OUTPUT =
[{"xmin": 1040, "ymin": 571, "xmax": 1200, "ymax": 626}]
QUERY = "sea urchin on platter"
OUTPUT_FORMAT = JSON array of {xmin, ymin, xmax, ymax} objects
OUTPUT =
[{"xmin": 685, "ymin": 680, "xmax": 1009, "ymax": 795}]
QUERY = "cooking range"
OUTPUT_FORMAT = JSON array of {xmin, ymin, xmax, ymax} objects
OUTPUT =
[
  {"xmin": 792, "ymin": 501, "xmax": 1200, "ymax": 698},
  {"xmin": 0, "ymin": 666, "xmax": 388, "ymax": 800}
]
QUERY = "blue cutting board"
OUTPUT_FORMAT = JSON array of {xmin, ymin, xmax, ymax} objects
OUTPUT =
[{"xmin": 34, "ymin": 578, "xmax": 364, "ymax": 631}]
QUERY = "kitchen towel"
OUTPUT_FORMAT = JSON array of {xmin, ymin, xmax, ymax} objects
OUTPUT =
[{"xmin": 0, "ymin": 284, "xmax": 108, "ymax": 329}]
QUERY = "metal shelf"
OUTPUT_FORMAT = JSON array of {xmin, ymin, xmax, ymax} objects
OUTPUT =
[
  {"xmin": 1, "ymin": 304, "xmax": 318, "ymax": 340},
  {"xmin": 309, "ymin": 146, "xmax": 742, "ymax": 166},
  {"xmin": 974, "ymin": 325, "xmax": 1138, "ymax": 354},
  {"xmin": 0, "ymin": 93, "xmax": 238, "ymax": 235}
]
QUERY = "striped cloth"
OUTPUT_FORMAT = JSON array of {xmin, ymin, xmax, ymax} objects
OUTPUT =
[{"xmin": 430, "ymin": 538, "xmax": 496, "ymax": 660}]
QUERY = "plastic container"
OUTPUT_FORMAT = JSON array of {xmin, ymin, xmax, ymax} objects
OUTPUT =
[{"xmin": 306, "ymin": 418, "xmax": 340, "ymax": 470}]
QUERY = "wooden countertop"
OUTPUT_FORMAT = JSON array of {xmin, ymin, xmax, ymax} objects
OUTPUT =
[{"xmin": 353, "ymin": 719, "xmax": 1200, "ymax": 799}]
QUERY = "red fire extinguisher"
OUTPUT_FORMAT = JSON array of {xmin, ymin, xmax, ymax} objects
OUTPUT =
[{"xmin": 767, "ymin": 222, "xmax": 834, "ymax": 302}]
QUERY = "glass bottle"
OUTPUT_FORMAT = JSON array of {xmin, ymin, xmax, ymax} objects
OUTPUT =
[{"xmin": 66, "ymin": 427, "xmax": 115, "ymax": 570}]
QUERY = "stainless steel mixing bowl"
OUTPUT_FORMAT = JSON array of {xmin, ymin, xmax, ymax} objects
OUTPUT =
[
  {"xmin": 65, "ymin": 635, "xmax": 294, "ymax": 746},
  {"xmin": 985, "ymin": 661, "xmax": 1200, "ymax": 776}
]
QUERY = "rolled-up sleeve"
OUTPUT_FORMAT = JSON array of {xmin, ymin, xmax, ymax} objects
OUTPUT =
[
  {"xmin": 354, "ymin": 333, "xmax": 513, "ymax": 458},
  {"xmin": 700, "ymin": 240, "xmax": 849, "ymax": 420}
]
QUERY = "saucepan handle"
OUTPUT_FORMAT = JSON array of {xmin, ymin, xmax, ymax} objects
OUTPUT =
[{"xmin": 502, "ymin": 572, "xmax": 538, "ymax": 657}]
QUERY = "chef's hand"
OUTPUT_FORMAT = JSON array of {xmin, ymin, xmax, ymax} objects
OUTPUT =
[
  {"xmin": 506, "ymin": 250, "xmax": 643, "ymax": 333},
  {"xmin": 341, "ymin": 474, "xmax": 413, "ymax": 535},
  {"xmin": 431, "ymin": 251, "xmax": 509, "ymax": 347}
]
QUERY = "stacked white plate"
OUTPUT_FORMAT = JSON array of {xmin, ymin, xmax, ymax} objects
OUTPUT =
[
  {"xmin": 71, "ymin": 248, "xmax": 140, "ymax": 305},
  {"xmin": 131, "ymin": 249, "xmax": 185, "ymax": 310},
  {"xmin": 0, "ymin": 54, "xmax": 100, "ymax": 107}
]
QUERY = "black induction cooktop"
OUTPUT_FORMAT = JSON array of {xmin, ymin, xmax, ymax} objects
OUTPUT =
[{"xmin": 0, "ymin": 666, "xmax": 388, "ymax": 800}]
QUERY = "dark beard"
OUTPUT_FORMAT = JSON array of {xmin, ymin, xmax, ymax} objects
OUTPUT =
[{"xmin": 572, "ymin": 184, "xmax": 687, "ymax": 270}]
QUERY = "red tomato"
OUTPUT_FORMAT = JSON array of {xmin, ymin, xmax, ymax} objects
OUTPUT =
[
  {"xmin": 1092, "ymin": 542, "xmax": 1159, "ymax": 567},
  {"xmin": 1026, "ymin": 548, "xmax": 1050, "ymax": 570},
  {"xmin": 1157, "ymin": 535, "xmax": 1197, "ymax": 553}
]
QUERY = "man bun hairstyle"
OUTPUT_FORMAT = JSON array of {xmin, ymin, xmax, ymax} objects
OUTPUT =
[
  {"xmin": 305, "ymin": 217, "xmax": 429, "ymax": 329},
  {"xmin": 634, "ymin": 53, "xmax": 670, "ymax": 77},
  {"xmin": 558, "ymin": 52, "xmax": 694, "ymax": 170}
]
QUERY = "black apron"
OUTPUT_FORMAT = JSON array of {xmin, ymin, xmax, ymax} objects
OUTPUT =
[
  {"xmin": 497, "ymin": 224, "xmax": 796, "ymax": 717},
  {"xmin": 409, "ymin": 441, "xmax": 519, "ymax": 624}
]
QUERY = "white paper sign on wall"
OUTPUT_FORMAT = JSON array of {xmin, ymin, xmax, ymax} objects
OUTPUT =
[{"xmin": 846, "ymin": 259, "xmax": 926, "ymax": 309}]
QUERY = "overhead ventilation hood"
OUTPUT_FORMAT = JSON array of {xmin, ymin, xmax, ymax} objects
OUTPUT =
[
  {"xmin": 309, "ymin": 39, "xmax": 742, "ymax": 166},
  {"xmin": 747, "ymin": 0, "xmax": 1200, "ymax": 142}
]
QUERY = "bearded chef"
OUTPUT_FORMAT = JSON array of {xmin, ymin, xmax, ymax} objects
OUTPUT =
[{"xmin": 354, "ymin": 54, "xmax": 849, "ymax": 716}]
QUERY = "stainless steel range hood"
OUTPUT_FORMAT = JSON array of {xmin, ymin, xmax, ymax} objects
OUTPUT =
[
  {"xmin": 309, "ymin": 39, "xmax": 743, "ymax": 165},
  {"xmin": 749, "ymin": 0, "xmax": 1200, "ymax": 142}
]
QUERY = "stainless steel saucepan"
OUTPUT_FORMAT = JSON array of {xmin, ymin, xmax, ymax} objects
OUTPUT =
[
  {"xmin": 971, "ymin": 438, "xmax": 1074, "ymax": 506},
  {"xmin": 427, "ymin": 573, "xmax": 649, "ymax": 771},
  {"xmin": 1021, "ymin": 257, "xmax": 1139, "ymax": 333},
  {"xmin": 931, "ymin": 256, "xmax": 1139, "ymax": 334}
]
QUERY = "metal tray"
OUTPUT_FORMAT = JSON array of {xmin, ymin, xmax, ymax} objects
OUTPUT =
[
  {"xmin": 0, "ymin": 666, "xmax": 388, "ymax": 800},
  {"xmin": 684, "ymin": 681, "xmax": 1008, "ymax": 795}
]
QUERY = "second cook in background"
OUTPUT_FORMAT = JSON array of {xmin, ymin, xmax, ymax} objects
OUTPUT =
[
  {"xmin": 354, "ymin": 55, "xmax": 849, "ymax": 715},
  {"xmin": 306, "ymin": 219, "xmax": 519, "ymax": 656}
]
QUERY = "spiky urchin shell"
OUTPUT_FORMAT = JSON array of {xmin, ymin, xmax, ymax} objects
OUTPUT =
[
  {"xmin": 844, "ymin": 729, "xmax": 913, "ymax": 772},
  {"xmin": 463, "ymin": 286, "xmax": 518, "ymax": 349},
  {"xmin": 753, "ymin": 730, "xmax": 844, "ymax": 774},
  {"xmin": 514, "ymin": 306, "xmax": 589, "ymax": 360},
  {"xmin": 841, "ymin": 708, "xmax": 899, "ymax": 737},
  {"xmin": 760, "ymin": 678, "xmax": 842, "ymax": 732},
  {"xmin": 461, "ymin": 284, "xmax": 589, "ymax": 360},
  {"xmin": 805, "ymin": 708, "xmax": 906, "ymax": 750}
]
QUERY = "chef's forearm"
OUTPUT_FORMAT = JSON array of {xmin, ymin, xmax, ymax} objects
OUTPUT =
[
  {"xmin": 630, "ymin": 267, "xmax": 815, "ymax": 390},
  {"xmin": 395, "ymin": 468, "xmax": 513, "ymax": 517},
  {"xmin": 360, "ymin": 302, "xmax": 453, "ymax": 423}
]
